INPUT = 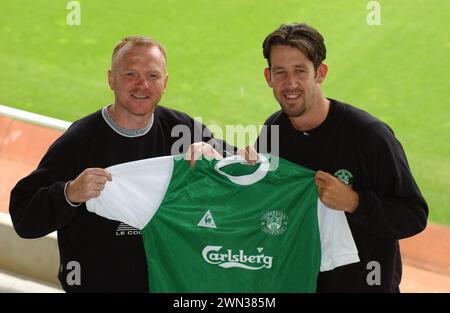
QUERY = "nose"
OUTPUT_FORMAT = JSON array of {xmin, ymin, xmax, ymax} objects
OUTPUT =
[
  {"xmin": 285, "ymin": 73, "xmax": 298, "ymax": 88},
  {"xmin": 136, "ymin": 75, "xmax": 150, "ymax": 88}
]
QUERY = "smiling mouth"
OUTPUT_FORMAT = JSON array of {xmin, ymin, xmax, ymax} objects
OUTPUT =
[
  {"xmin": 284, "ymin": 93, "xmax": 301, "ymax": 100},
  {"xmin": 131, "ymin": 94, "xmax": 150, "ymax": 100}
]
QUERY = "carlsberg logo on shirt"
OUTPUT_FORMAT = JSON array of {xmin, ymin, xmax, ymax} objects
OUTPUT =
[{"xmin": 202, "ymin": 246, "xmax": 273, "ymax": 270}]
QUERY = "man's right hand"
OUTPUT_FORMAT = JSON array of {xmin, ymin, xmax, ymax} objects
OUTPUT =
[
  {"xmin": 66, "ymin": 168, "xmax": 112, "ymax": 203},
  {"xmin": 236, "ymin": 145, "xmax": 259, "ymax": 165}
]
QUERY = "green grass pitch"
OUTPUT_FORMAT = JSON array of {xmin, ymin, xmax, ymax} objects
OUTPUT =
[{"xmin": 0, "ymin": 0, "xmax": 448, "ymax": 225}]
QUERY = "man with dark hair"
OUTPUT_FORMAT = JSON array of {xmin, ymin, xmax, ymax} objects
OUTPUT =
[
  {"xmin": 9, "ymin": 35, "xmax": 221, "ymax": 292},
  {"xmin": 262, "ymin": 23, "xmax": 326, "ymax": 71},
  {"xmin": 243, "ymin": 23, "xmax": 428, "ymax": 292}
]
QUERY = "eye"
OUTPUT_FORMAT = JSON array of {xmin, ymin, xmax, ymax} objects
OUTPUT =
[
  {"xmin": 125, "ymin": 72, "xmax": 136, "ymax": 77},
  {"xmin": 148, "ymin": 71, "xmax": 163, "ymax": 80}
]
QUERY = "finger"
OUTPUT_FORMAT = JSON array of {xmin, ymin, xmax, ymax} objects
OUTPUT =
[
  {"xmin": 322, "ymin": 171, "xmax": 335, "ymax": 181},
  {"xmin": 91, "ymin": 191, "xmax": 101, "ymax": 198},
  {"xmin": 236, "ymin": 147, "xmax": 246, "ymax": 159},
  {"xmin": 245, "ymin": 151, "xmax": 256, "ymax": 165},
  {"xmin": 317, "ymin": 186, "xmax": 322, "ymax": 196},
  {"xmin": 317, "ymin": 187, "xmax": 331, "ymax": 204},
  {"xmin": 186, "ymin": 142, "xmax": 204, "ymax": 167},
  {"xmin": 202, "ymin": 144, "xmax": 222, "ymax": 160},
  {"xmin": 238, "ymin": 146, "xmax": 256, "ymax": 165},
  {"xmin": 188, "ymin": 150, "xmax": 197, "ymax": 167},
  {"xmin": 184, "ymin": 144, "xmax": 194, "ymax": 166},
  {"xmin": 184, "ymin": 144, "xmax": 192, "ymax": 160},
  {"xmin": 92, "ymin": 175, "xmax": 109, "ymax": 184},
  {"xmin": 246, "ymin": 146, "xmax": 258, "ymax": 164},
  {"xmin": 85, "ymin": 168, "xmax": 112, "ymax": 179},
  {"xmin": 315, "ymin": 179, "xmax": 328, "ymax": 189},
  {"xmin": 192, "ymin": 143, "xmax": 203, "ymax": 161},
  {"xmin": 315, "ymin": 170, "xmax": 328, "ymax": 180},
  {"xmin": 201, "ymin": 144, "xmax": 211, "ymax": 159},
  {"xmin": 184, "ymin": 143, "xmax": 196, "ymax": 166},
  {"xmin": 205, "ymin": 144, "xmax": 223, "ymax": 160},
  {"xmin": 213, "ymin": 150, "xmax": 223, "ymax": 160},
  {"xmin": 314, "ymin": 173, "xmax": 327, "ymax": 187},
  {"xmin": 236, "ymin": 146, "xmax": 255, "ymax": 164},
  {"xmin": 315, "ymin": 170, "xmax": 334, "ymax": 184},
  {"xmin": 92, "ymin": 183, "xmax": 106, "ymax": 192}
]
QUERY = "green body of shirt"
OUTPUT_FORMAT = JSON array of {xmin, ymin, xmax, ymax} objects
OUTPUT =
[{"xmin": 142, "ymin": 156, "xmax": 320, "ymax": 292}]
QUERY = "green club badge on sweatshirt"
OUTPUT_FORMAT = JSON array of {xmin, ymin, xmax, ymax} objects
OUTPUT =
[{"xmin": 334, "ymin": 169, "xmax": 354, "ymax": 186}]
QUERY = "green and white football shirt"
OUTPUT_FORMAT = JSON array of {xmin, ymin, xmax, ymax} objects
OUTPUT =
[{"xmin": 86, "ymin": 154, "xmax": 359, "ymax": 292}]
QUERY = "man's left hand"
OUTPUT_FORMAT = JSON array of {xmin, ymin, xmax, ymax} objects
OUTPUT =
[
  {"xmin": 314, "ymin": 170, "xmax": 359, "ymax": 213},
  {"xmin": 185, "ymin": 142, "xmax": 223, "ymax": 167}
]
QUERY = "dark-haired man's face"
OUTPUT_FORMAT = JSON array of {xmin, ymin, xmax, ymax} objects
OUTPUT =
[{"xmin": 264, "ymin": 45, "xmax": 325, "ymax": 118}]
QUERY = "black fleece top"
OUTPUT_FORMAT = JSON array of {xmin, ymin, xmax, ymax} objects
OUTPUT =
[
  {"xmin": 9, "ymin": 105, "xmax": 223, "ymax": 292},
  {"xmin": 256, "ymin": 98, "xmax": 428, "ymax": 292}
]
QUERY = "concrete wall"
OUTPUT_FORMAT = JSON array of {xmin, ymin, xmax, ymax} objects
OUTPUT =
[
  {"xmin": 0, "ymin": 105, "xmax": 67, "ymax": 287},
  {"xmin": 0, "ymin": 212, "xmax": 60, "ymax": 286}
]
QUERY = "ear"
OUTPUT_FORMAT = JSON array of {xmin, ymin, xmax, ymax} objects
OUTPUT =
[
  {"xmin": 315, "ymin": 63, "xmax": 328, "ymax": 84},
  {"xmin": 264, "ymin": 67, "xmax": 272, "ymax": 87},
  {"xmin": 163, "ymin": 73, "xmax": 168, "ymax": 90},
  {"xmin": 108, "ymin": 70, "xmax": 114, "ymax": 90}
]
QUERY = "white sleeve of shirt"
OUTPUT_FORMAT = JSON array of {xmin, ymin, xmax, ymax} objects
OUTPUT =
[
  {"xmin": 317, "ymin": 199, "xmax": 360, "ymax": 271},
  {"xmin": 86, "ymin": 156, "xmax": 174, "ymax": 230}
]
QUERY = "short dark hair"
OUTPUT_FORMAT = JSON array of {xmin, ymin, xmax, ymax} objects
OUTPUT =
[{"xmin": 262, "ymin": 23, "xmax": 326, "ymax": 70}]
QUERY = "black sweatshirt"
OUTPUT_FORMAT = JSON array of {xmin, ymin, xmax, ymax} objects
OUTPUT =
[
  {"xmin": 9, "ymin": 105, "xmax": 223, "ymax": 292},
  {"xmin": 256, "ymin": 98, "xmax": 428, "ymax": 292}
]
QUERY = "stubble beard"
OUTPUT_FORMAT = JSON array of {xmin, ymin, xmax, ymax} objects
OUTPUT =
[{"xmin": 280, "ymin": 100, "xmax": 306, "ymax": 118}]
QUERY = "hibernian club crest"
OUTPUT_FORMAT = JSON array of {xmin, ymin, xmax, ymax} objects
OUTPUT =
[
  {"xmin": 261, "ymin": 210, "xmax": 288, "ymax": 236},
  {"xmin": 334, "ymin": 169, "xmax": 354, "ymax": 186}
]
